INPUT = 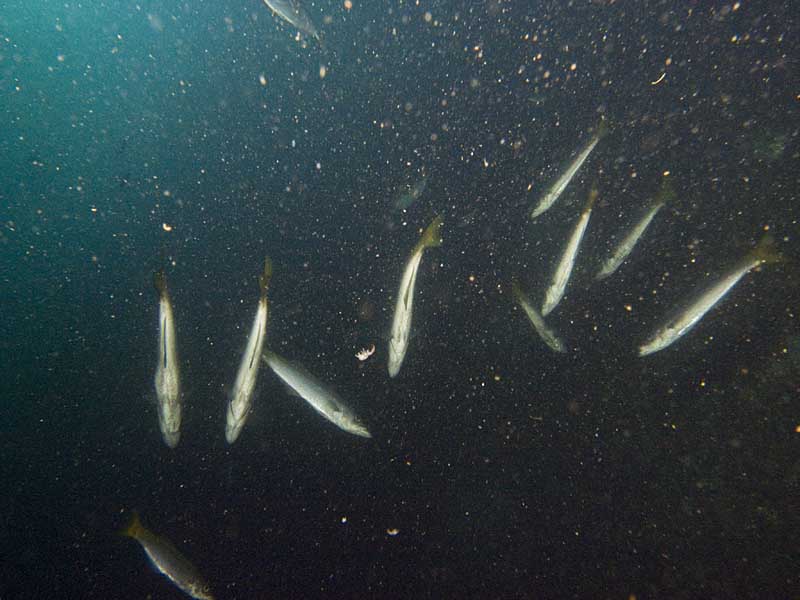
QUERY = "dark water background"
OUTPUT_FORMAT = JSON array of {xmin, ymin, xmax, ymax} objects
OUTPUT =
[{"xmin": 1, "ymin": 1, "xmax": 798, "ymax": 598}]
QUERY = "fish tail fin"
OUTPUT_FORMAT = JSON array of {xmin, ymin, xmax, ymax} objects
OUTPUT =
[
  {"xmin": 595, "ymin": 116, "xmax": 610, "ymax": 139},
  {"xmin": 585, "ymin": 184, "xmax": 600, "ymax": 211},
  {"xmin": 418, "ymin": 215, "xmax": 443, "ymax": 250},
  {"xmin": 510, "ymin": 279, "xmax": 525, "ymax": 303},
  {"xmin": 259, "ymin": 257, "xmax": 273, "ymax": 297},
  {"xmin": 751, "ymin": 234, "xmax": 782, "ymax": 265},
  {"xmin": 655, "ymin": 174, "xmax": 676, "ymax": 207},
  {"xmin": 153, "ymin": 269, "xmax": 167, "ymax": 296},
  {"xmin": 121, "ymin": 511, "xmax": 145, "ymax": 540}
]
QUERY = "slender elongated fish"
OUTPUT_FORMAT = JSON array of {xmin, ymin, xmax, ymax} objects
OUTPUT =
[
  {"xmin": 225, "ymin": 258, "xmax": 273, "ymax": 444},
  {"xmin": 512, "ymin": 281, "xmax": 566, "ymax": 353},
  {"xmin": 262, "ymin": 0, "xmax": 320, "ymax": 41},
  {"xmin": 596, "ymin": 178, "xmax": 674, "ymax": 280},
  {"xmin": 122, "ymin": 511, "xmax": 214, "ymax": 600},
  {"xmin": 263, "ymin": 351, "xmax": 371, "ymax": 438},
  {"xmin": 530, "ymin": 120, "xmax": 607, "ymax": 219},
  {"xmin": 541, "ymin": 187, "xmax": 598, "ymax": 316},
  {"xmin": 154, "ymin": 270, "xmax": 181, "ymax": 448},
  {"xmin": 388, "ymin": 216, "xmax": 443, "ymax": 378},
  {"xmin": 639, "ymin": 236, "xmax": 781, "ymax": 356}
]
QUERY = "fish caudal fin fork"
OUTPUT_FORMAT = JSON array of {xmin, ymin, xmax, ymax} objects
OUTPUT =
[
  {"xmin": 419, "ymin": 215, "xmax": 443, "ymax": 250},
  {"xmin": 121, "ymin": 511, "xmax": 145, "ymax": 540}
]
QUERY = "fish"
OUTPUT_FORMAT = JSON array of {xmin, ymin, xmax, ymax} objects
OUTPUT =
[
  {"xmin": 122, "ymin": 511, "xmax": 214, "ymax": 600},
  {"xmin": 262, "ymin": 0, "xmax": 320, "ymax": 41},
  {"xmin": 541, "ymin": 186, "xmax": 598, "ymax": 316},
  {"xmin": 596, "ymin": 177, "xmax": 674, "ymax": 280},
  {"xmin": 394, "ymin": 175, "xmax": 428, "ymax": 211},
  {"xmin": 638, "ymin": 235, "xmax": 781, "ymax": 356},
  {"xmin": 154, "ymin": 269, "xmax": 181, "ymax": 448},
  {"xmin": 512, "ymin": 281, "xmax": 567, "ymax": 353},
  {"xmin": 530, "ymin": 119, "xmax": 607, "ymax": 219},
  {"xmin": 388, "ymin": 216, "xmax": 443, "ymax": 378},
  {"xmin": 263, "ymin": 351, "xmax": 371, "ymax": 438},
  {"xmin": 225, "ymin": 258, "xmax": 273, "ymax": 444}
]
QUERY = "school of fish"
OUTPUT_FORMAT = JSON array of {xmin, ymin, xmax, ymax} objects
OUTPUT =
[{"xmin": 129, "ymin": 4, "xmax": 783, "ymax": 597}]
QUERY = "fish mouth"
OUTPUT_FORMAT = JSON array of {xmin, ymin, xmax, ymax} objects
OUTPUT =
[
  {"xmin": 352, "ymin": 426, "xmax": 372, "ymax": 439},
  {"xmin": 225, "ymin": 424, "xmax": 241, "ymax": 444},
  {"xmin": 162, "ymin": 430, "xmax": 180, "ymax": 448}
]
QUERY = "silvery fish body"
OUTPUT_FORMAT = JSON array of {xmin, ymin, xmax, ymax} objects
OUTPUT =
[
  {"xmin": 264, "ymin": 351, "xmax": 371, "ymax": 438},
  {"xmin": 530, "ymin": 125, "xmax": 604, "ymax": 219},
  {"xmin": 638, "ymin": 256, "xmax": 758, "ymax": 356},
  {"xmin": 388, "ymin": 216, "xmax": 443, "ymax": 378},
  {"xmin": 153, "ymin": 270, "xmax": 181, "ymax": 448},
  {"xmin": 596, "ymin": 201, "xmax": 664, "ymax": 280},
  {"xmin": 123, "ymin": 512, "xmax": 214, "ymax": 600},
  {"xmin": 513, "ymin": 283, "xmax": 566, "ymax": 353},
  {"xmin": 225, "ymin": 259, "xmax": 272, "ymax": 444},
  {"xmin": 263, "ymin": 0, "xmax": 320, "ymax": 40},
  {"xmin": 541, "ymin": 190, "xmax": 597, "ymax": 317}
]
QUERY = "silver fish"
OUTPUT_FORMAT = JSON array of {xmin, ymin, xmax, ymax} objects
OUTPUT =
[
  {"xmin": 122, "ymin": 512, "xmax": 214, "ymax": 600},
  {"xmin": 596, "ymin": 178, "xmax": 674, "ymax": 281},
  {"xmin": 262, "ymin": 0, "xmax": 320, "ymax": 41},
  {"xmin": 512, "ymin": 282, "xmax": 567, "ymax": 353},
  {"xmin": 639, "ymin": 236, "xmax": 781, "ymax": 356},
  {"xmin": 388, "ymin": 216, "xmax": 443, "ymax": 378},
  {"xmin": 541, "ymin": 187, "xmax": 597, "ymax": 317},
  {"xmin": 530, "ymin": 120, "xmax": 607, "ymax": 219},
  {"xmin": 263, "ymin": 351, "xmax": 371, "ymax": 438},
  {"xmin": 154, "ymin": 270, "xmax": 181, "ymax": 448},
  {"xmin": 225, "ymin": 259, "xmax": 272, "ymax": 444}
]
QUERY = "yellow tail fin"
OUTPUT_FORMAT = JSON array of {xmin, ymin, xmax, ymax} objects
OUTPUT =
[
  {"xmin": 121, "ymin": 511, "xmax": 145, "ymax": 540},
  {"xmin": 416, "ymin": 215, "xmax": 443, "ymax": 251}
]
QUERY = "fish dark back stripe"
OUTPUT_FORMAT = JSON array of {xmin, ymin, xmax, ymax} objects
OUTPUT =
[
  {"xmin": 162, "ymin": 317, "xmax": 168, "ymax": 368},
  {"xmin": 249, "ymin": 328, "xmax": 261, "ymax": 369}
]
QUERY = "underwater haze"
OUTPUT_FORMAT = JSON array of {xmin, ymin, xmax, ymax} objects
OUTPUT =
[{"xmin": 1, "ymin": 0, "xmax": 798, "ymax": 598}]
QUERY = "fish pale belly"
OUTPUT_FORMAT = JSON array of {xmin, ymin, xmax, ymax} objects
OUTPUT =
[
  {"xmin": 155, "ymin": 368, "xmax": 181, "ymax": 447},
  {"xmin": 225, "ymin": 356, "xmax": 260, "ymax": 443},
  {"xmin": 387, "ymin": 342, "xmax": 405, "ymax": 378},
  {"xmin": 225, "ymin": 392, "xmax": 251, "ymax": 444},
  {"xmin": 141, "ymin": 543, "xmax": 214, "ymax": 600}
]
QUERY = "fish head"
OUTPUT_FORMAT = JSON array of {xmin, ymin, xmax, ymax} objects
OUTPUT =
[
  {"xmin": 346, "ymin": 419, "xmax": 372, "ymax": 438},
  {"xmin": 161, "ymin": 429, "xmax": 180, "ymax": 449}
]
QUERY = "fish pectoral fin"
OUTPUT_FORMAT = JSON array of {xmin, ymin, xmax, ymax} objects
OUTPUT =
[{"xmin": 281, "ymin": 383, "xmax": 302, "ymax": 398}]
